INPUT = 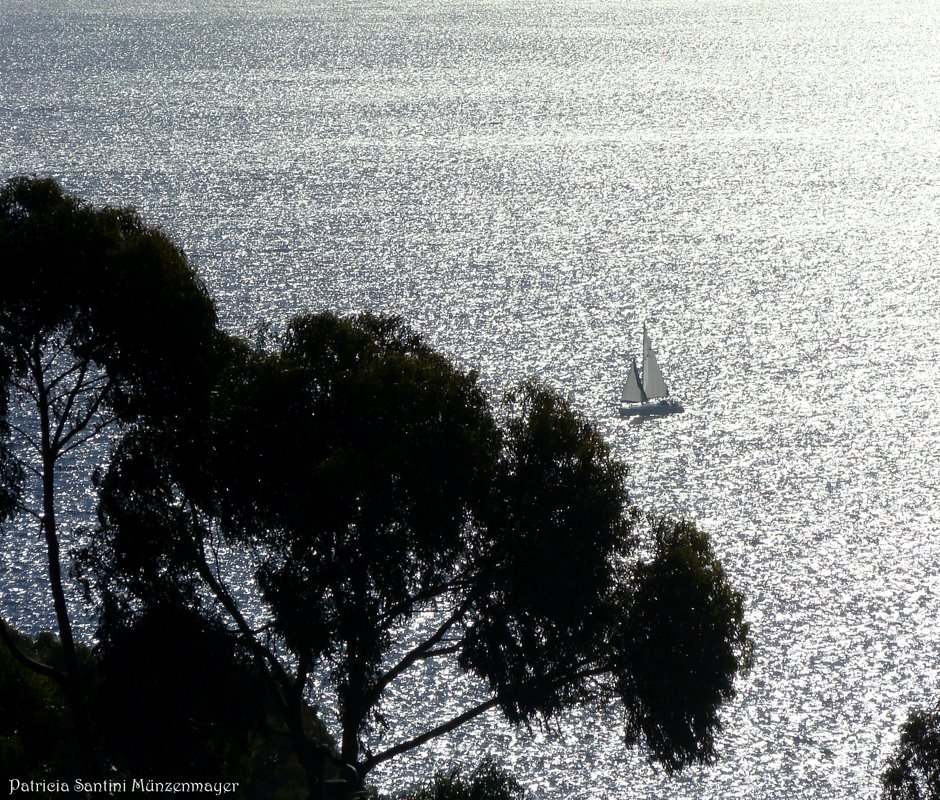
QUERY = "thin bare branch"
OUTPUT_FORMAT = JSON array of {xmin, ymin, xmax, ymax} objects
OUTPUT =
[
  {"xmin": 55, "ymin": 381, "xmax": 116, "ymax": 453},
  {"xmin": 58, "ymin": 414, "xmax": 118, "ymax": 456},
  {"xmin": 23, "ymin": 462, "xmax": 44, "ymax": 480},
  {"xmin": 376, "ymin": 577, "xmax": 464, "ymax": 628},
  {"xmin": 46, "ymin": 360, "xmax": 86, "ymax": 394},
  {"xmin": 10, "ymin": 375, "xmax": 40, "ymax": 405},
  {"xmin": 40, "ymin": 333, "xmax": 70, "ymax": 373},
  {"xmin": 361, "ymin": 696, "xmax": 500, "ymax": 775},
  {"xmin": 7, "ymin": 422, "xmax": 41, "ymax": 452},
  {"xmin": 370, "ymin": 599, "xmax": 470, "ymax": 706},
  {"xmin": 51, "ymin": 371, "xmax": 111, "ymax": 409},
  {"xmin": 418, "ymin": 643, "xmax": 463, "ymax": 659},
  {"xmin": 188, "ymin": 503, "xmax": 291, "ymax": 687},
  {"xmin": 13, "ymin": 498, "xmax": 43, "ymax": 521},
  {"xmin": 49, "ymin": 360, "xmax": 89, "ymax": 423}
]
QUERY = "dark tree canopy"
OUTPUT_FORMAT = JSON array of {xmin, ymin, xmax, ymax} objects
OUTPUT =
[
  {"xmin": 460, "ymin": 383, "xmax": 633, "ymax": 724},
  {"xmin": 1, "ymin": 177, "xmax": 753, "ymax": 798},
  {"xmin": 883, "ymin": 702, "xmax": 940, "ymax": 800},
  {"xmin": 0, "ymin": 175, "xmax": 218, "ymax": 419},
  {"xmin": 0, "ymin": 629, "xmax": 81, "ymax": 779},
  {"xmin": 92, "ymin": 309, "xmax": 752, "ymax": 796},
  {"xmin": 394, "ymin": 761, "xmax": 525, "ymax": 800},
  {"xmin": 614, "ymin": 517, "xmax": 750, "ymax": 770},
  {"xmin": 95, "ymin": 602, "xmax": 268, "ymax": 781},
  {"xmin": 0, "ymin": 175, "xmax": 220, "ymax": 778}
]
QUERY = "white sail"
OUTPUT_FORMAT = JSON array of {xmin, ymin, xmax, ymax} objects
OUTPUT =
[
  {"xmin": 642, "ymin": 327, "xmax": 668, "ymax": 399},
  {"xmin": 619, "ymin": 325, "xmax": 682, "ymax": 416},
  {"xmin": 621, "ymin": 357, "xmax": 647, "ymax": 403}
]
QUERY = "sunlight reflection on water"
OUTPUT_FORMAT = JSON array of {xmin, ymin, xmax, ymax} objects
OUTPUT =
[{"xmin": 3, "ymin": 0, "xmax": 940, "ymax": 797}]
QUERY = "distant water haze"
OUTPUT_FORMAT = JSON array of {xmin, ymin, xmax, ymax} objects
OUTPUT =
[{"xmin": 3, "ymin": 1, "xmax": 940, "ymax": 797}]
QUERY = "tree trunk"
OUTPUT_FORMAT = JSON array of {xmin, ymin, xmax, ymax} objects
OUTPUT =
[{"xmin": 34, "ymin": 348, "xmax": 101, "ymax": 781}]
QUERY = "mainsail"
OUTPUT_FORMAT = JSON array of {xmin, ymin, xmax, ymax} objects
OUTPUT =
[{"xmin": 642, "ymin": 326, "xmax": 668, "ymax": 400}]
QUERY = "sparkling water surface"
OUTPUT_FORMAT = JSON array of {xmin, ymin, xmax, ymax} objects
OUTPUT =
[{"xmin": 3, "ymin": 1, "xmax": 940, "ymax": 797}]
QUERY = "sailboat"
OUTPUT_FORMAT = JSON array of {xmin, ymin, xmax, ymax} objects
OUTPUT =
[{"xmin": 619, "ymin": 325, "xmax": 684, "ymax": 417}]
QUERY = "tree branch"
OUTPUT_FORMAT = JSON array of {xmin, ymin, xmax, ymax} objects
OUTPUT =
[
  {"xmin": 420, "ymin": 643, "xmax": 463, "ymax": 659},
  {"xmin": 40, "ymin": 332, "xmax": 70, "ymax": 375},
  {"xmin": 361, "ymin": 654, "xmax": 615, "ymax": 778},
  {"xmin": 46, "ymin": 360, "xmax": 87, "ymax": 394},
  {"xmin": 186, "ymin": 505, "xmax": 348, "ymax": 790},
  {"xmin": 59, "ymin": 414, "xmax": 119, "ymax": 456},
  {"xmin": 10, "ymin": 374, "xmax": 40, "ymax": 405},
  {"xmin": 361, "ymin": 696, "xmax": 500, "ymax": 775},
  {"xmin": 54, "ymin": 377, "xmax": 115, "ymax": 454},
  {"xmin": 49, "ymin": 361, "xmax": 88, "ymax": 441},
  {"xmin": 188, "ymin": 505, "xmax": 292, "ymax": 688},
  {"xmin": 0, "ymin": 615, "xmax": 67, "ymax": 686},
  {"xmin": 376, "ymin": 576, "xmax": 466, "ymax": 629},
  {"xmin": 369, "ymin": 599, "xmax": 469, "ymax": 707},
  {"xmin": 13, "ymin": 497, "xmax": 43, "ymax": 521},
  {"xmin": 8, "ymin": 422, "xmax": 42, "ymax": 452}
]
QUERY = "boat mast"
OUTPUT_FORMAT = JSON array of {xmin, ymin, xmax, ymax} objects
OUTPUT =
[{"xmin": 641, "ymin": 323, "xmax": 668, "ymax": 400}]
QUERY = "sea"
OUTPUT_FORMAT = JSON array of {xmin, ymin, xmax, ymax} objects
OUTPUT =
[{"xmin": 2, "ymin": 1, "xmax": 940, "ymax": 797}]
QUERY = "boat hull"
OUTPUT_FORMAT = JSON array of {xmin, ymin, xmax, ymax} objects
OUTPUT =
[{"xmin": 618, "ymin": 398, "xmax": 684, "ymax": 418}]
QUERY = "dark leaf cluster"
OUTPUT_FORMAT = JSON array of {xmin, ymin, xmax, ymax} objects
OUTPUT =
[
  {"xmin": 613, "ymin": 517, "xmax": 753, "ymax": 770},
  {"xmin": 392, "ymin": 760, "xmax": 526, "ymax": 800},
  {"xmin": 883, "ymin": 701, "xmax": 940, "ymax": 800},
  {"xmin": 0, "ymin": 174, "xmax": 219, "ymax": 430}
]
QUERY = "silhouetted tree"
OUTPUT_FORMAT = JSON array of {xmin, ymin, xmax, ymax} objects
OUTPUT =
[
  {"xmin": 0, "ymin": 627, "xmax": 82, "ymax": 780},
  {"xmin": 392, "ymin": 760, "xmax": 525, "ymax": 800},
  {"xmin": 0, "ymin": 175, "xmax": 219, "ymax": 777},
  {"xmin": 92, "ymin": 311, "xmax": 752, "ymax": 798},
  {"xmin": 615, "ymin": 517, "xmax": 750, "ymax": 769},
  {"xmin": 94, "ymin": 602, "xmax": 268, "ymax": 781},
  {"xmin": 883, "ymin": 701, "xmax": 940, "ymax": 800}
]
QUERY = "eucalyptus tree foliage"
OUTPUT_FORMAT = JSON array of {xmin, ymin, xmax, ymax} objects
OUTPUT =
[
  {"xmin": 0, "ymin": 175, "xmax": 218, "ymax": 775},
  {"xmin": 883, "ymin": 702, "xmax": 940, "ymax": 800},
  {"xmin": 0, "ymin": 628, "xmax": 80, "ymax": 778},
  {"xmin": 393, "ymin": 760, "xmax": 525, "ymax": 800},
  {"xmin": 94, "ymin": 602, "xmax": 270, "ymax": 782},
  {"xmin": 93, "ymin": 310, "xmax": 752, "ymax": 798},
  {"xmin": 614, "ymin": 517, "xmax": 751, "ymax": 769}
]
